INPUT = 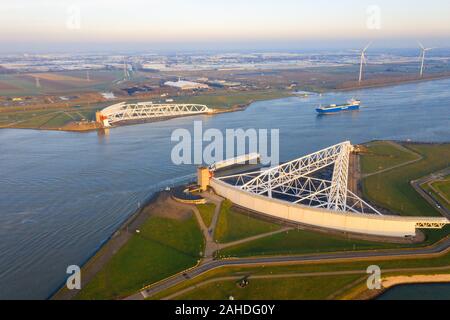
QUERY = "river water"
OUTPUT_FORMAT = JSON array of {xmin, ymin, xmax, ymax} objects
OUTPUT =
[
  {"xmin": 378, "ymin": 283, "xmax": 450, "ymax": 300},
  {"xmin": 1, "ymin": 79, "xmax": 450, "ymax": 299}
]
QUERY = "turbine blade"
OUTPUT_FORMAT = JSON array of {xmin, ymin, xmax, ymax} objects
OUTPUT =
[
  {"xmin": 363, "ymin": 42, "xmax": 372, "ymax": 52},
  {"xmin": 417, "ymin": 41, "xmax": 425, "ymax": 50}
]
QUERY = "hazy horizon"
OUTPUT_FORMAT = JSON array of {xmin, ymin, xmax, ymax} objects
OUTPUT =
[{"xmin": 1, "ymin": 0, "xmax": 450, "ymax": 53}]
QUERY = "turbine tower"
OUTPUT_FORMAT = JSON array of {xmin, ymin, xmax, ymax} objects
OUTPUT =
[
  {"xmin": 123, "ymin": 57, "xmax": 129, "ymax": 80},
  {"xmin": 418, "ymin": 41, "xmax": 436, "ymax": 78},
  {"xmin": 358, "ymin": 43, "xmax": 371, "ymax": 84}
]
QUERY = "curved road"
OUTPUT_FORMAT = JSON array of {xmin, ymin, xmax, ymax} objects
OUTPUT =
[{"xmin": 125, "ymin": 236, "xmax": 450, "ymax": 300}]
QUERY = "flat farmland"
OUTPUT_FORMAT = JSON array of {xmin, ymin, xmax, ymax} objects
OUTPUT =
[{"xmin": 0, "ymin": 70, "xmax": 123, "ymax": 96}]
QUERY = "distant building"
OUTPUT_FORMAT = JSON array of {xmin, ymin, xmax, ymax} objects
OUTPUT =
[
  {"xmin": 164, "ymin": 80, "xmax": 209, "ymax": 90},
  {"xmin": 142, "ymin": 63, "xmax": 167, "ymax": 71},
  {"xmin": 208, "ymin": 80, "xmax": 241, "ymax": 88}
]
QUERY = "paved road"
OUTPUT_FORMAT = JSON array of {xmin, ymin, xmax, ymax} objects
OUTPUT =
[
  {"xmin": 412, "ymin": 167, "xmax": 450, "ymax": 219},
  {"xmin": 125, "ymin": 236, "xmax": 450, "ymax": 300}
]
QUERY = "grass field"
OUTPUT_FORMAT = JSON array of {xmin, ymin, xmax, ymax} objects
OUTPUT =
[
  {"xmin": 360, "ymin": 141, "xmax": 419, "ymax": 175},
  {"xmin": 361, "ymin": 142, "xmax": 450, "ymax": 217},
  {"xmin": 0, "ymin": 70, "xmax": 123, "ymax": 96},
  {"xmin": 150, "ymin": 245, "xmax": 450, "ymax": 300},
  {"xmin": 0, "ymin": 107, "xmax": 101, "ymax": 129},
  {"xmin": 214, "ymin": 200, "xmax": 282, "ymax": 244},
  {"xmin": 217, "ymin": 229, "xmax": 407, "ymax": 258},
  {"xmin": 176, "ymin": 274, "xmax": 362, "ymax": 300},
  {"xmin": 76, "ymin": 214, "xmax": 204, "ymax": 300},
  {"xmin": 197, "ymin": 203, "xmax": 216, "ymax": 228},
  {"xmin": 432, "ymin": 176, "xmax": 450, "ymax": 203},
  {"xmin": 175, "ymin": 90, "xmax": 290, "ymax": 109},
  {"xmin": 422, "ymin": 175, "xmax": 450, "ymax": 211}
]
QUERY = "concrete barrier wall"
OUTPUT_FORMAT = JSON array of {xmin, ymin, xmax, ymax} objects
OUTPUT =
[{"xmin": 210, "ymin": 179, "xmax": 447, "ymax": 237}]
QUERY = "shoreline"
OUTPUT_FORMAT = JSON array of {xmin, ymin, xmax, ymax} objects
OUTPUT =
[
  {"xmin": 3, "ymin": 75, "xmax": 450, "ymax": 133},
  {"xmin": 352, "ymin": 274, "xmax": 450, "ymax": 300},
  {"xmin": 51, "ymin": 190, "xmax": 167, "ymax": 300}
]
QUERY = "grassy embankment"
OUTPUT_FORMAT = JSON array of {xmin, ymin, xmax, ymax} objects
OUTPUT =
[
  {"xmin": 433, "ymin": 177, "xmax": 450, "ymax": 201},
  {"xmin": 197, "ymin": 203, "xmax": 216, "ymax": 228},
  {"xmin": 361, "ymin": 141, "xmax": 450, "ymax": 243},
  {"xmin": 422, "ymin": 175, "xmax": 450, "ymax": 211},
  {"xmin": 361, "ymin": 142, "xmax": 450, "ymax": 218},
  {"xmin": 150, "ymin": 246, "xmax": 450, "ymax": 300},
  {"xmin": 178, "ymin": 274, "xmax": 362, "ymax": 300},
  {"xmin": 214, "ymin": 200, "xmax": 282, "ymax": 244},
  {"xmin": 174, "ymin": 90, "xmax": 291, "ymax": 110},
  {"xmin": 75, "ymin": 214, "xmax": 204, "ymax": 300},
  {"xmin": 0, "ymin": 90, "xmax": 290, "ymax": 130}
]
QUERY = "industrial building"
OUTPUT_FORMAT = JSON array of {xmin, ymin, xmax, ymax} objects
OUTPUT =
[{"xmin": 164, "ymin": 80, "xmax": 210, "ymax": 90}]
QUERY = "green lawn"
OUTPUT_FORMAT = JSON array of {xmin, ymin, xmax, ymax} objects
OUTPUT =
[
  {"xmin": 360, "ymin": 141, "xmax": 419, "ymax": 175},
  {"xmin": 432, "ymin": 176, "xmax": 450, "ymax": 203},
  {"xmin": 197, "ymin": 203, "xmax": 216, "ymax": 228},
  {"xmin": 76, "ymin": 215, "xmax": 204, "ymax": 300},
  {"xmin": 422, "ymin": 181, "xmax": 450, "ymax": 212},
  {"xmin": 176, "ymin": 274, "xmax": 362, "ymax": 300},
  {"xmin": 217, "ymin": 229, "xmax": 406, "ymax": 258},
  {"xmin": 361, "ymin": 142, "xmax": 450, "ymax": 217},
  {"xmin": 175, "ymin": 90, "xmax": 290, "ymax": 109},
  {"xmin": 150, "ymin": 247, "xmax": 450, "ymax": 300},
  {"xmin": 0, "ymin": 106, "xmax": 102, "ymax": 129},
  {"xmin": 214, "ymin": 200, "xmax": 282, "ymax": 243}
]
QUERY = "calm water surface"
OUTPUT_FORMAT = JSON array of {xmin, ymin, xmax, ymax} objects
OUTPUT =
[
  {"xmin": 1, "ymin": 79, "xmax": 450, "ymax": 299},
  {"xmin": 378, "ymin": 283, "xmax": 450, "ymax": 300}
]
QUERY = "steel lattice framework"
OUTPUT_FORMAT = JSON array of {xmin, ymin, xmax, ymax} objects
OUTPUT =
[
  {"xmin": 100, "ymin": 102, "xmax": 212, "ymax": 126},
  {"xmin": 216, "ymin": 141, "xmax": 382, "ymax": 215}
]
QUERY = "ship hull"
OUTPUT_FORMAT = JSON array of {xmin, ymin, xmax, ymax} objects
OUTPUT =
[{"xmin": 316, "ymin": 104, "xmax": 360, "ymax": 114}]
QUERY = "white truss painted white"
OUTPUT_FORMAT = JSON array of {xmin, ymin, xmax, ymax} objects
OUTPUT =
[
  {"xmin": 217, "ymin": 141, "xmax": 381, "ymax": 215},
  {"xmin": 210, "ymin": 141, "xmax": 449, "ymax": 236},
  {"xmin": 100, "ymin": 102, "xmax": 212, "ymax": 126}
]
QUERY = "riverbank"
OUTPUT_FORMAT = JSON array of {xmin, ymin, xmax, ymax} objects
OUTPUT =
[
  {"xmin": 348, "ymin": 272, "xmax": 450, "ymax": 300},
  {"xmin": 3, "ymin": 74, "xmax": 450, "ymax": 133},
  {"xmin": 52, "ymin": 191, "xmax": 167, "ymax": 300}
]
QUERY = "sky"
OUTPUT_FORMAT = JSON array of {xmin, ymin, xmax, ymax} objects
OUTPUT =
[{"xmin": 1, "ymin": 0, "xmax": 450, "ymax": 52}]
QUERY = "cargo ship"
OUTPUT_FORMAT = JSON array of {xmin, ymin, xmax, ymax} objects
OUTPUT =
[{"xmin": 316, "ymin": 99, "xmax": 361, "ymax": 114}]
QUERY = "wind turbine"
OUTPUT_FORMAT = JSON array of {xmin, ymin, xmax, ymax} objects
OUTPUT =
[
  {"xmin": 123, "ymin": 57, "xmax": 129, "ymax": 80},
  {"xmin": 418, "ymin": 41, "xmax": 436, "ymax": 78},
  {"xmin": 359, "ymin": 42, "xmax": 372, "ymax": 84}
]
